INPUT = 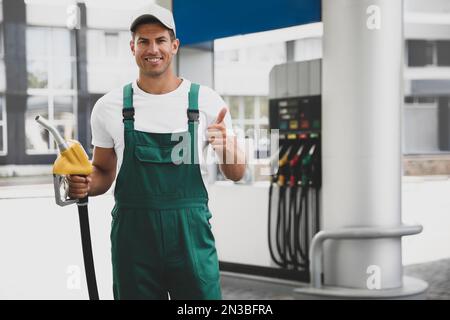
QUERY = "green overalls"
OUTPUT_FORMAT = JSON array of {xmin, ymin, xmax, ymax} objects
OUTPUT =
[{"xmin": 110, "ymin": 82, "xmax": 222, "ymax": 300}]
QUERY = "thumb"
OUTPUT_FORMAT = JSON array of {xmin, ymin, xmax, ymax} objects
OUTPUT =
[{"xmin": 215, "ymin": 107, "xmax": 228, "ymax": 124}]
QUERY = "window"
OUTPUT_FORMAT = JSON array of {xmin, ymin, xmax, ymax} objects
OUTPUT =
[
  {"xmin": 0, "ymin": 21, "xmax": 4, "ymax": 155},
  {"xmin": 27, "ymin": 28, "xmax": 75, "ymax": 90},
  {"xmin": 26, "ymin": 27, "xmax": 77, "ymax": 154},
  {"xmin": 104, "ymin": 32, "xmax": 119, "ymax": 58},
  {"xmin": 0, "ymin": 96, "xmax": 6, "ymax": 155},
  {"xmin": 407, "ymin": 40, "xmax": 450, "ymax": 67},
  {"xmin": 225, "ymin": 96, "xmax": 269, "ymax": 134},
  {"xmin": 86, "ymin": 30, "xmax": 136, "ymax": 93},
  {"xmin": 407, "ymin": 40, "xmax": 435, "ymax": 67},
  {"xmin": 0, "ymin": 24, "xmax": 3, "ymax": 57},
  {"xmin": 436, "ymin": 41, "xmax": 450, "ymax": 67},
  {"xmin": 405, "ymin": 96, "xmax": 437, "ymax": 104},
  {"xmin": 294, "ymin": 37, "xmax": 322, "ymax": 61},
  {"xmin": 0, "ymin": 24, "xmax": 5, "ymax": 92},
  {"xmin": 403, "ymin": 95, "xmax": 440, "ymax": 154},
  {"xmin": 224, "ymin": 95, "xmax": 270, "ymax": 158}
]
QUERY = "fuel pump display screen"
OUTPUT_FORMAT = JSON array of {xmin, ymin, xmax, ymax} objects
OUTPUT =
[{"xmin": 269, "ymin": 95, "xmax": 321, "ymax": 136}]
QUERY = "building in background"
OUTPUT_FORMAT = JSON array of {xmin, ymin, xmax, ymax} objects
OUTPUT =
[
  {"xmin": 213, "ymin": 0, "xmax": 450, "ymax": 175},
  {"xmin": 0, "ymin": 0, "xmax": 155, "ymax": 174},
  {"xmin": 402, "ymin": 0, "xmax": 450, "ymax": 174},
  {"xmin": 0, "ymin": 0, "xmax": 449, "ymax": 176}
]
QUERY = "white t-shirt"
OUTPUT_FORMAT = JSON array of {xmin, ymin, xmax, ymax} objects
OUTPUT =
[{"xmin": 90, "ymin": 78, "xmax": 234, "ymax": 186}]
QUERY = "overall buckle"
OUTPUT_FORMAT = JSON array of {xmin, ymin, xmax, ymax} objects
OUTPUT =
[
  {"xmin": 122, "ymin": 108, "xmax": 135, "ymax": 122},
  {"xmin": 187, "ymin": 110, "xmax": 199, "ymax": 122}
]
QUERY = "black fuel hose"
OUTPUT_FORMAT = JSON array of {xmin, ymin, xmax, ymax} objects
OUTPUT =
[{"xmin": 77, "ymin": 197, "xmax": 99, "ymax": 300}]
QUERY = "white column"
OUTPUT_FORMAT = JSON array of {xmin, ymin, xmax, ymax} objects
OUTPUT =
[{"xmin": 322, "ymin": 0, "xmax": 404, "ymax": 289}]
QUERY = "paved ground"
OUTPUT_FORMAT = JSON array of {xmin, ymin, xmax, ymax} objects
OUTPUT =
[
  {"xmin": 404, "ymin": 259, "xmax": 450, "ymax": 300},
  {"xmin": 221, "ymin": 274, "xmax": 298, "ymax": 300},
  {"xmin": 220, "ymin": 259, "xmax": 450, "ymax": 300}
]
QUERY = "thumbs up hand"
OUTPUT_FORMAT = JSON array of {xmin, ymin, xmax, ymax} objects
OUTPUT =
[
  {"xmin": 213, "ymin": 107, "xmax": 227, "ymax": 125},
  {"xmin": 207, "ymin": 107, "xmax": 228, "ymax": 162}
]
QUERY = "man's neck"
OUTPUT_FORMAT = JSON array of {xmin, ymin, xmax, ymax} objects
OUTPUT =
[{"xmin": 137, "ymin": 72, "xmax": 182, "ymax": 95}]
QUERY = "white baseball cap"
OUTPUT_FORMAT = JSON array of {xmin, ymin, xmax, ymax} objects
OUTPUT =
[{"xmin": 130, "ymin": 4, "xmax": 176, "ymax": 37}]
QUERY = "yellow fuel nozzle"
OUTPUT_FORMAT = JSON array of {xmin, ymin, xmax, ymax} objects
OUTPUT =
[
  {"xmin": 35, "ymin": 115, "xmax": 93, "ymax": 206},
  {"xmin": 53, "ymin": 140, "xmax": 93, "ymax": 176},
  {"xmin": 35, "ymin": 115, "xmax": 92, "ymax": 175}
]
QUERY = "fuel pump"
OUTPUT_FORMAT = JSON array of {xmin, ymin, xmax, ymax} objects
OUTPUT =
[{"xmin": 268, "ymin": 95, "xmax": 321, "ymax": 279}]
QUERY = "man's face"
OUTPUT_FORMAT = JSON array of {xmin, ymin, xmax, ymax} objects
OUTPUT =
[{"xmin": 130, "ymin": 23, "xmax": 179, "ymax": 78}]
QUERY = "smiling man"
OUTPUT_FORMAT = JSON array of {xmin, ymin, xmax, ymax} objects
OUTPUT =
[{"xmin": 68, "ymin": 4, "xmax": 245, "ymax": 300}]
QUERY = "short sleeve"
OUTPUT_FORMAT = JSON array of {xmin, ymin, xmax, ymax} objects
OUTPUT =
[
  {"xmin": 90, "ymin": 98, "xmax": 114, "ymax": 148},
  {"xmin": 199, "ymin": 86, "xmax": 235, "ymax": 137},
  {"xmin": 198, "ymin": 85, "xmax": 245, "ymax": 161}
]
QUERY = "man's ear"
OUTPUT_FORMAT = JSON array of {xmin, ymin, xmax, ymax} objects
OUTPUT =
[
  {"xmin": 172, "ymin": 39, "xmax": 180, "ymax": 55},
  {"xmin": 130, "ymin": 39, "xmax": 135, "ymax": 55}
]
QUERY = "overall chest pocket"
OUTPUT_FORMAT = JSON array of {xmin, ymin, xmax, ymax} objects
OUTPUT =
[
  {"xmin": 135, "ymin": 141, "xmax": 189, "ymax": 166},
  {"xmin": 135, "ymin": 144, "xmax": 176, "ymax": 164},
  {"xmin": 133, "ymin": 144, "xmax": 184, "ymax": 195}
]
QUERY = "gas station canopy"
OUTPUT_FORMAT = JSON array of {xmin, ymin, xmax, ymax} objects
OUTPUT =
[{"xmin": 173, "ymin": 0, "xmax": 321, "ymax": 46}]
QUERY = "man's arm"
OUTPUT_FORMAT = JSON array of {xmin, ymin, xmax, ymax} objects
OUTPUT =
[{"xmin": 68, "ymin": 146, "xmax": 117, "ymax": 198}]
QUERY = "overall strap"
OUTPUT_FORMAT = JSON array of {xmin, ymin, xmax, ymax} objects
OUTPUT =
[
  {"xmin": 187, "ymin": 83, "xmax": 200, "ymax": 164},
  {"xmin": 122, "ymin": 83, "xmax": 135, "ymax": 131}
]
